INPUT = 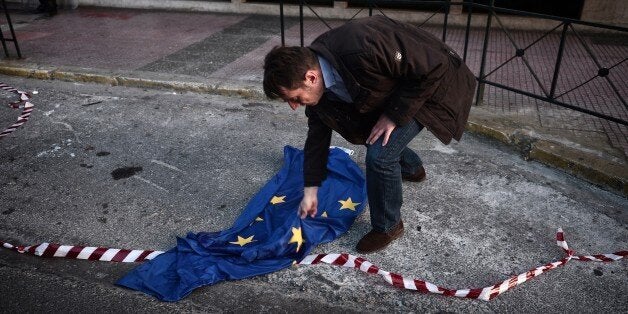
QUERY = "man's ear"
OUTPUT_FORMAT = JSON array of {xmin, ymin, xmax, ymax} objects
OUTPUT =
[{"xmin": 304, "ymin": 69, "xmax": 318, "ymax": 86}]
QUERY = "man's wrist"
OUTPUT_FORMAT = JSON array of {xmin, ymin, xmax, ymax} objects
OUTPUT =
[{"xmin": 304, "ymin": 186, "xmax": 318, "ymax": 197}]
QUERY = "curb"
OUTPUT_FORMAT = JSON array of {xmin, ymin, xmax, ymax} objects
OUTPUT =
[
  {"xmin": 466, "ymin": 119, "xmax": 627, "ymax": 197},
  {"xmin": 1, "ymin": 63, "xmax": 626, "ymax": 197},
  {"xmin": 0, "ymin": 63, "xmax": 265, "ymax": 99}
]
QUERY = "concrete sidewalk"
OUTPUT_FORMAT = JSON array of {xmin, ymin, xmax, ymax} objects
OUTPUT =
[{"xmin": 0, "ymin": 6, "xmax": 626, "ymax": 196}]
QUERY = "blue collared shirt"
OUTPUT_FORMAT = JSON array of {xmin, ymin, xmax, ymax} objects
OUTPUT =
[{"xmin": 317, "ymin": 55, "xmax": 353, "ymax": 103}]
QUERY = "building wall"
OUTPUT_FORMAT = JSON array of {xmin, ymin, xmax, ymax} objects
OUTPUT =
[{"xmin": 581, "ymin": 0, "xmax": 628, "ymax": 27}]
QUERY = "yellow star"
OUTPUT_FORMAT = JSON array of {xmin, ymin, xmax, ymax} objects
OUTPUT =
[
  {"xmin": 288, "ymin": 227, "xmax": 304, "ymax": 252},
  {"xmin": 338, "ymin": 197, "xmax": 360, "ymax": 211},
  {"xmin": 270, "ymin": 196, "xmax": 286, "ymax": 205},
  {"xmin": 321, "ymin": 211, "xmax": 328, "ymax": 218},
  {"xmin": 229, "ymin": 235, "xmax": 255, "ymax": 246},
  {"xmin": 249, "ymin": 216, "xmax": 264, "ymax": 226}
]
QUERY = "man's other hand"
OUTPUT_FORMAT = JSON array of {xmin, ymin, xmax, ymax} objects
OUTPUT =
[
  {"xmin": 367, "ymin": 114, "xmax": 396, "ymax": 146},
  {"xmin": 299, "ymin": 186, "xmax": 319, "ymax": 218}
]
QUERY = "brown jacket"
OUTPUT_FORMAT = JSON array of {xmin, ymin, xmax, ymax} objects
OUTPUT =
[{"xmin": 304, "ymin": 16, "xmax": 476, "ymax": 186}]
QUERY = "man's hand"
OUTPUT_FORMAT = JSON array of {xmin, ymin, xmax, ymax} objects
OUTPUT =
[
  {"xmin": 299, "ymin": 186, "xmax": 318, "ymax": 219},
  {"xmin": 367, "ymin": 114, "xmax": 396, "ymax": 146}
]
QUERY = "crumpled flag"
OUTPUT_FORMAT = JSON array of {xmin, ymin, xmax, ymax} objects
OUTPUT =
[{"xmin": 116, "ymin": 146, "xmax": 366, "ymax": 301}]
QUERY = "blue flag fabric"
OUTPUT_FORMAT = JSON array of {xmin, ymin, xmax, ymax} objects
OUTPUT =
[{"xmin": 116, "ymin": 146, "xmax": 366, "ymax": 301}]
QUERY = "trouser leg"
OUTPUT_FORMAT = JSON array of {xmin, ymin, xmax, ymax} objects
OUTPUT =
[
  {"xmin": 365, "ymin": 119, "xmax": 423, "ymax": 232},
  {"xmin": 399, "ymin": 146, "xmax": 423, "ymax": 176}
]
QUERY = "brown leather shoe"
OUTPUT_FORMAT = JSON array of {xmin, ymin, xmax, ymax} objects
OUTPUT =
[
  {"xmin": 402, "ymin": 165, "xmax": 426, "ymax": 182},
  {"xmin": 356, "ymin": 220, "xmax": 404, "ymax": 254}
]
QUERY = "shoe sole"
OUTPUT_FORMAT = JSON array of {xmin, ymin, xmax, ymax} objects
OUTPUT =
[{"xmin": 402, "ymin": 176, "xmax": 426, "ymax": 182}]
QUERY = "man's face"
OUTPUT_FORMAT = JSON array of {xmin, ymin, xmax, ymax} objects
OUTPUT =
[{"xmin": 280, "ymin": 69, "xmax": 325, "ymax": 110}]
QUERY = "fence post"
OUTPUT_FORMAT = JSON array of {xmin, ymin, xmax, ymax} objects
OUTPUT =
[
  {"xmin": 549, "ymin": 22, "xmax": 569, "ymax": 99},
  {"xmin": 463, "ymin": 0, "xmax": 473, "ymax": 62},
  {"xmin": 475, "ymin": 0, "xmax": 494, "ymax": 106},
  {"xmin": 280, "ymin": 0, "xmax": 285, "ymax": 46},
  {"xmin": 299, "ymin": 0, "xmax": 304, "ymax": 47},
  {"xmin": 442, "ymin": 0, "xmax": 451, "ymax": 42}
]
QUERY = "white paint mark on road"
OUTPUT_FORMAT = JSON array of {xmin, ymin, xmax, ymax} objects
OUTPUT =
[
  {"xmin": 54, "ymin": 122, "xmax": 74, "ymax": 132},
  {"xmin": 145, "ymin": 212, "xmax": 159, "ymax": 219},
  {"xmin": 151, "ymin": 160, "xmax": 185, "ymax": 173},
  {"xmin": 133, "ymin": 175, "xmax": 168, "ymax": 191},
  {"xmin": 36, "ymin": 145, "xmax": 61, "ymax": 157}
]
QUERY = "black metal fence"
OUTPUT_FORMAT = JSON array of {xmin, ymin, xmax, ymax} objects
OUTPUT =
[
  {"xmin": 278, "ymin": 0, "xmax": 628, "ymax": 127},
  {"xmin": 0, "ymin": 0, "xmax": 21, "ymax": 58}
]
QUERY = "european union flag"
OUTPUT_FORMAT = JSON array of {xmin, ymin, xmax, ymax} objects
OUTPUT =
[{"xmin": 116, "ymin": 146, "xmax": 366, "ymax": 301}]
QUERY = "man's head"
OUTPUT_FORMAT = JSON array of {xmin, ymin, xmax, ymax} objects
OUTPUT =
[{"xmin": 263, "ymin": 46, "xmax": 325, "ymax": 110}]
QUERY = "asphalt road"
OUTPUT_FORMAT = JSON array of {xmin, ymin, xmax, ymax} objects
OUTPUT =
[{"xmin": 1, "ymin": 76, "xmax": 626, "ymax": 313}]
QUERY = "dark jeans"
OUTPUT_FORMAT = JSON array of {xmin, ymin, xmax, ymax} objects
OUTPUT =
[{"xmin": 365, "ymin": 119, "xmax": 423, "ymax": 232}]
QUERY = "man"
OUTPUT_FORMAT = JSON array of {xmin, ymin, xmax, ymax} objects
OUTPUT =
[{"xmin": 263, "ymin": 15, "xmax": 476, "ymax": 253}]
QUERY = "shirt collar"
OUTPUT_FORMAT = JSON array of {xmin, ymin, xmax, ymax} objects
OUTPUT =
[{"xmin": 317, "ymin": 55, "xmax": 335, "ymax": 89}]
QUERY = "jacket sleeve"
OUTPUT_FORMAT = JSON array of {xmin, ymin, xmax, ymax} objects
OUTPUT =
[
  {"xmin": 355, "ymin": 38, "xmax": 450, "ymax": 126},
  {"xmin": 303, "ymin": 106, "xmax": 332, "ymax": 187}
]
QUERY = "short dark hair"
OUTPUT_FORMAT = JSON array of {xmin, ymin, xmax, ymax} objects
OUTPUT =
[{"xmin": 263, "ymin": 46, "xmax": 319, "ymax": 99}]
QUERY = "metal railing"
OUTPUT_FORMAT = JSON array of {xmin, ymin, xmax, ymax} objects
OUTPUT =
[
  {"xmin": 0, "ymin": 0, "xmax": 21, "ymax": 58},
  {"xmin": 280, "ymin": 0, "xmax": 455, "ymax": 46},
  {"xmin": 278, "ymin": 0, "xmax": 628, "ymax": 127},
  {"xmin": 474, "ymin": 0, "xmax": 627, "ymax": 126}
]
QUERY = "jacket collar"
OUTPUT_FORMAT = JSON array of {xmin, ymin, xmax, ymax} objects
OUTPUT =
[{"xmin": 309, "ymin": 46, "xmax": 369, "ymax": 105}]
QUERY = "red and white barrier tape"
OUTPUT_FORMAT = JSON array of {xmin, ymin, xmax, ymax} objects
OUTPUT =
[
  {"xmin": 0, "ymin": 82, "xmax": 34, "ymax": 140},
  {"xmin": 1, "ymin": 242, "xmax": 163, "ymax": 263},
  {"xmin": 2, "ymin": 228, "xmax": 625, "ymax": 301},
  {"xmin": 299, "ymin": 228, "xmax": 626, "ymax": 301}
]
